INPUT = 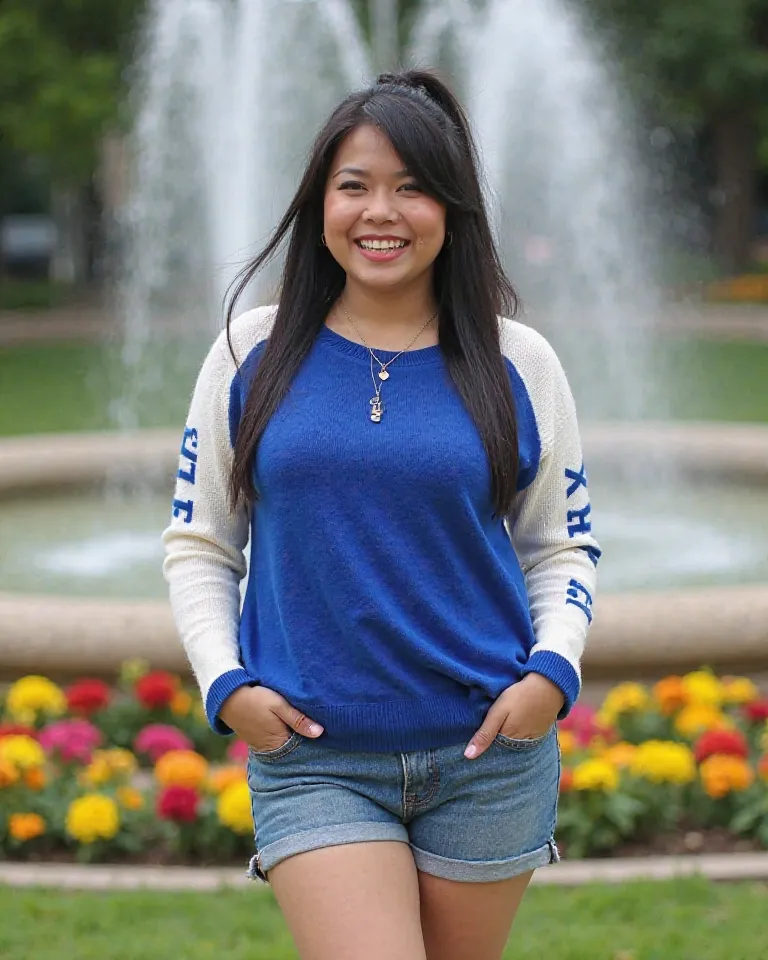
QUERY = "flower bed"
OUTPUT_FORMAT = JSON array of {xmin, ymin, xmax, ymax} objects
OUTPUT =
[{"xmin": 1, "ymin": 664, "xmax": 767, "ymax": 864}]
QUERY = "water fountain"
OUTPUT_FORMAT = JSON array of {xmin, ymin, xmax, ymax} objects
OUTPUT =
[{"xmin": 1, "ymin": 0, "xmax": 766, "ymax": 681}]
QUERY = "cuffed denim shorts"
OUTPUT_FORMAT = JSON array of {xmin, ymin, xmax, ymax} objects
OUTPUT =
[{"xmin": 246, "ymin": 725, "xmax": 560, "ymax": 884}]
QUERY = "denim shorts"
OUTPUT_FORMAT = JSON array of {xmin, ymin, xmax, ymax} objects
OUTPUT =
[{"xmin": 246, "ymin": 725, "xmax": 560, "ymax": 884}]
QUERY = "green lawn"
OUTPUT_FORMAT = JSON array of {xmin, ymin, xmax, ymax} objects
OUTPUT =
[
  {"xmin": 0, "ymin": 878, "xmax": 765, "ymax": 959},
  {"xmin": 0, "ymin": 337, "xmax": 767, "ymax": 437}
]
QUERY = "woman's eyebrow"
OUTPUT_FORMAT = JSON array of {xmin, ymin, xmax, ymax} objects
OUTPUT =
[{"xmin": 332, "ymin": 166, "xmax": 411, "ymax": 178}]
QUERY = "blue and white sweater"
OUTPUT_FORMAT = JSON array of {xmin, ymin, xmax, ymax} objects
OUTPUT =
[{"xmin": 162, "ymin": 305, "xmax": 600, "ymax": 752}]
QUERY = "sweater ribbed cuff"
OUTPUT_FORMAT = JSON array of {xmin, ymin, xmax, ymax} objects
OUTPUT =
[
  {"xmin": 205, "ymin": 668, "xmax": 256, "ymax": 735},
  {"xmin": 521, "ymin": 651, "xmax": 580, "ymax": 719}
]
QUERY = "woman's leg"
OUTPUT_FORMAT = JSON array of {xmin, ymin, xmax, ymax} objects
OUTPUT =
[
  {"xmin": 269, "ymin": 841, "xmax": 428, "ymax": 960},
  {"xmin": 418, "ymin": 869, "xmax": 534, "ymax": 960}
]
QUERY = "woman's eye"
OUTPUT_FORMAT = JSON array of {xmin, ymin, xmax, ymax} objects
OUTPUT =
[
  {"xmin": 338, "ymin": 181, "xmax": 365, "ymax": 191},
  {"xmin": 399, "ymin": 183, "xmax": 422, "ymax": 193}
]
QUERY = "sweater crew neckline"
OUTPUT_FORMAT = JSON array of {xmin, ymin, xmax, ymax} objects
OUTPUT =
[{"xmin": 317, "ymin": 324, "xmax": 443, "ymax": 367}]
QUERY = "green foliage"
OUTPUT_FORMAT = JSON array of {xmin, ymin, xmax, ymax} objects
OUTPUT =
[
  {"xmin": 0, "ymin": 0, "xmax": 145, "ymax": 184},
  {"xmin": 586, "ymin": 0, "xmax": 768, "ymax": 121}
]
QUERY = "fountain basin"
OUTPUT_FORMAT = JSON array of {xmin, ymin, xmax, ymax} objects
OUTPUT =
[{"xmin": 1, "ymin": 424, "xmax": 767, "ymax": 682}]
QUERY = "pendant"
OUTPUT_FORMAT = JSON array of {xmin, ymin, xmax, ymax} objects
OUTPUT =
[
  {"xmin": 370, "ymin": 396, "xmax": 384, "ymax": 422},
  {"xmin": 378, "ymin": 369, "xmax": 389, "ymax": 381}
]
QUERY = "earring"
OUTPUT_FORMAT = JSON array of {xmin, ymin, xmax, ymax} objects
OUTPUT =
[
  {"xmin": 321, "ymin": 234, "xmax": 327, "ymax": 247},
  {"xmin": 446, "ymin": 232, "xmax": 453, "ymax": 247}
]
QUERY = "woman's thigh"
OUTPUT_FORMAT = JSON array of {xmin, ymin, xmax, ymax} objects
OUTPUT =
[
  {"xmin": 418, "ymin": 870, "xmax": 533, "ymax": 960},
  {"xmin": 269, "ymin": 841, "xmax": 427, "ymax": 960}
]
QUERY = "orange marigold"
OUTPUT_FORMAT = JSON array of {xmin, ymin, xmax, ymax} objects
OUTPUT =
[
  {"xmin": 23, "ymin": 767, "xmax": 46, "ymax": 790},
  {"xmin": 9, "ymin": 812, "xmax": 46, "ymax": 842},
  {"xmin": 154, "ymin": 749, "xmax": 209, "ymax": 789},
  {"xmin": 557, "ymin": 730, "xmax": 578, "ymax": 757},
  {"xmin": 653, "ymin": 676, "xmax": 688, "ymax": 715},
  {"xmin": 0, "ymin": 757, "xmax": 19, "ymax": 788},
  {"xmin": 602, "ymin": 742, "xmax": 638, "ymax": 769},
  {"xmin": 700, "ymin": 755, "xmax": 754, "ymax": 799},
  {"xmin": 207, "ymin": 765, "xmax": 247, "ymax": 795},
  {"xmin": 559, "ymin": 768, "xmax": 574, "ymax": 793}
]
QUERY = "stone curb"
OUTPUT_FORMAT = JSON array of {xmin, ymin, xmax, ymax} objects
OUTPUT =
[{"xmin": 1, "ymin": 853, "xmax": 767, "ymax": 892}]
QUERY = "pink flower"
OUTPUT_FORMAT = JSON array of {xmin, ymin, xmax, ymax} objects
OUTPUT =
[
  {"xmin": 134, "ymin": 724, "xmax": 193, "ymax": 763},
  {"xmin": 39, "ymin": 719, "xmax": 102, "ymax": 764},
  {"xmin": 226, "ymin": 740, "xmax": 249, "ymax": 763},
  {"xmin": 558, "ymin": 703, "xmax": 612, "ymax": 746}
]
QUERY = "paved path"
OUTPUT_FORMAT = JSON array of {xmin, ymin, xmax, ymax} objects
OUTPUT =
[
  {"xmin": 2, "ymin": 852, "xmax": 767, "ymax": 892},
  {"xmin": 3, "ymin": 303, "xmax": 768, "ymax": 347}
]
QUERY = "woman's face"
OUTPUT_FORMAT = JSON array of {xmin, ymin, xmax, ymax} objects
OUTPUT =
[{"xmin": 323, "ymin": 125, "xmax": 447, "ymax": 293}]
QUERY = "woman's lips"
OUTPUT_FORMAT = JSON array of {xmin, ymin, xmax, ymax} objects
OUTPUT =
[{"xmin": 353, "ymin": 239, "xmax": 410, "ymax": 262}]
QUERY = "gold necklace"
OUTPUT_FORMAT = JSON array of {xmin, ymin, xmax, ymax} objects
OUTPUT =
[{"xmin": 339, "ymin": 301, "xmax": 437, "ymax": 423}]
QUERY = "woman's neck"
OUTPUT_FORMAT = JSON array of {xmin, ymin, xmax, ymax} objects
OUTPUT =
[{"xmin": 332, "ymin": 277, "xmax": 439, "ymax": 350}]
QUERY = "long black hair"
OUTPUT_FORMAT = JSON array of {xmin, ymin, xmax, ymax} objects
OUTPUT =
[{"xmin": 226, "ymin": 69, "xmax": 520, "ymax": 518}]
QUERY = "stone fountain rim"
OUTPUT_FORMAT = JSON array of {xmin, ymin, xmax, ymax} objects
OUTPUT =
[{"xmin": 1, "ymin": 422, "xmax": 767, "ymax": 679}]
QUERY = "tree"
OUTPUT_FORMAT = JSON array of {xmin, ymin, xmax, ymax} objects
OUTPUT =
[
  {"xmin": 585, "ymin": 0, "xmax": 768, "ymax": 272},
  {"xmin": 0, "ymin": 0, "xmax": 144, "ymax": 186}
]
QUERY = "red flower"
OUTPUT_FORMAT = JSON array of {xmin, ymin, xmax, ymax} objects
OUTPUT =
[
  {"xmin": 744, "ymin": 700, "xmax": 768, "ymax": 723},
  {"xmin": 157, "ymin": 785, "xmax": 199, "ymax": 823},
  {"xmin": 39, "ymin": 719, "xmax": 102, "ymax": 764},
  {"xmin": 694, "ymin": 729, "xmax": 749, "ymax": 764},
  {"xmin": 0, "ymin": 724, "xmax": 38, "ymax": 741},
  {"xmin": 135, "ymin": 672, "xmax": 179, "ymax": 709},
  {"xmin": 66, "ymin": 679, "xmax": 112, "ymax": 716}
]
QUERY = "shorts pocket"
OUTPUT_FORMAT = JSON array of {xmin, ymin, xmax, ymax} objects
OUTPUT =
[
  {"xmin": 494, "ymin": 725, "xmax": 554, "ymax": 751},
  {"xmin": 248, "ymin": 731, "xmax": 303, "ymax": 763}
]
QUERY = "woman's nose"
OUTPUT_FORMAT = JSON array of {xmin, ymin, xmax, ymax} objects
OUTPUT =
[{"xmin": 363, "ymin": 190, "xmax": 399, "ymax": 223}]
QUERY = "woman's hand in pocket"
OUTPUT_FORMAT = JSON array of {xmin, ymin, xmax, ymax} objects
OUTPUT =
[
  {"xmin": 464, "ymin": 674, "xmax": 564, "ymax": 759},
  {"xmin": 219, "ymin": 685, "xmax": 324, "ymax": 752}
]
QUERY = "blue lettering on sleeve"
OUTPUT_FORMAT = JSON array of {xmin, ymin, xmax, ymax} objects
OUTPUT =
[
  {"xmin": 566, "ymin": 578, "xmax": 593, "ymax": 623},
  {"xmin": 564, "ymin": 462, "xmax": 588, "ymax": 498},
  {"xmin": 177, "ymin": 427, "xmax": 199, "ymax": 484},
  {"xmin": 172, "ymin": 499, "xmax": 194, "ymax": 524},
  {"xmin": 578, "ymin": 544, "xmax": 602, "ymax": 567},
  {"xmin": 567, "ymin": 503, "xmax": 592, "ymax": 537}
]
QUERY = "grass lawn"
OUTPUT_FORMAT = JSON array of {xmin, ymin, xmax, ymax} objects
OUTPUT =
[
  {"xmin": 1, "ymin": 337, "xmax": 767, "ymax": 437},
  {"xmin": 0, "ymin": 877, "xmax": 766, "ymax": 959}
]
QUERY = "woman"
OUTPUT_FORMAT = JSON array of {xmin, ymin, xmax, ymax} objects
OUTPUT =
[{"xmin": 163, "ymin": 70, "xmax": 600, "ymax": 960}]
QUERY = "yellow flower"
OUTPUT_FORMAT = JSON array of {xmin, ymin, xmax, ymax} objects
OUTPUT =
[
  {"xmin": 572, "ymin": 758, "xmax": 619, "ymax": 792},
  {"xmin": 675, "ymin": 704, "xmax": 732, "ymax": 739},
  {"xmin": 23, "ymin": 767, "xmax": 46, "ymax": 790},
  {"xmin": 681, "ymin": 670, "xmax": 723, "ymax": 707},
  {"xmin": 120, "ymin": 658, "xmax": 150, "ymax": 685},
  {"xmin": 116, "ymin": 786, "xmax": 145, "ymax": 811},
  {"xmin": 81, "ymin": 748, "xmax": 138, "ymax": 787},
  {"xmin": 720, "ymin": 676, "xmax": 759, "ymax": 705},
  {"xmin": 217, "ymin": 781, "xmax": 253, "ymax": 834},
  {"xmin": 6, "ymin": 676, "xmax": 66, "ymax": 722},
  {"xmin": 597, "ymin": 683, "xmax": 650, "ymax": 726},
  {"xmin": 700, "ymin": 755, "xmax": 754, "ymax": 799},
  {"xmin": 154, "ymin": 749, "xmax": 209, "ymax": 789},
  {"xmin": 170, "ymin": 690, "xmax": 193, "ymax": 716},
  {"xmin": 66, "ymin": 794, "xmax": 120, "ymax": 844},
  {"xmin": 192, "ymin": 700, "xmax": 207, "ymax": 723},
  {"xmin": 601, "ymin": 742, "xmax": 638, "ymax": 769},
  {"xmin": 652, "ymin": 676, "xmax": 689, "ymax": 715},
  {"xmin": 557, "ymin": 730, "xmax": 578, "ymax": 757},
  {"xmin": 9, "ymin": 812, "xmax": 46, "ymax": 842},
  {"xmin": 0, "ymin": 758, "xmax": 20, "ymax": 788},
  {"xmin": 207, "ymin": 765, "xmax": 247, "ymax": 795},
  {"xmin": 0, "ymin": 735, "xmax": 46, "ymax": 771},
  {"xmin": 629, "ymin": 740, "xmax": 696, "ymax": 785}
]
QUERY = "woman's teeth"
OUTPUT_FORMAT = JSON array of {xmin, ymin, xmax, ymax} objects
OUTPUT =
[{"xmin": 357, "ymin": 239, "xmax": 408, "ymax": 251}]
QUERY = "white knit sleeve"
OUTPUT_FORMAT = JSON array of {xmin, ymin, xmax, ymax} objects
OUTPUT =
[
  {"xmin": 161, "ymin": 322, "xmax": 256, "ymax": 733},
  {"xmin": 502, "ymin": 321, "xmax": 601, "ymax": 716}
]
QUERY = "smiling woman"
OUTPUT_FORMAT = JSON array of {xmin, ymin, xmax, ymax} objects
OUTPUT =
[{"xmin": 161, "ymin": 69, "xmax": 600, "ymax": 960}]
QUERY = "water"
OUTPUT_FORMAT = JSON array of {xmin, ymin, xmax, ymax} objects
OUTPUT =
[{"xmin": 3, "ymin": 479, "xmax": 767, "ymax": 599}]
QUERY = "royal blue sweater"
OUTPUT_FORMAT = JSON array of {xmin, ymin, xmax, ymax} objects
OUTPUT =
[{"xmin": 163, "ymin": 306, "xmax": 600, "ymax": 752}]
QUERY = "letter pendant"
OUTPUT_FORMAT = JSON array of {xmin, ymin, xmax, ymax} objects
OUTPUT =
[{"xmin": 370, "ymin": 396, "xmax": 384, "ymax": 422}]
